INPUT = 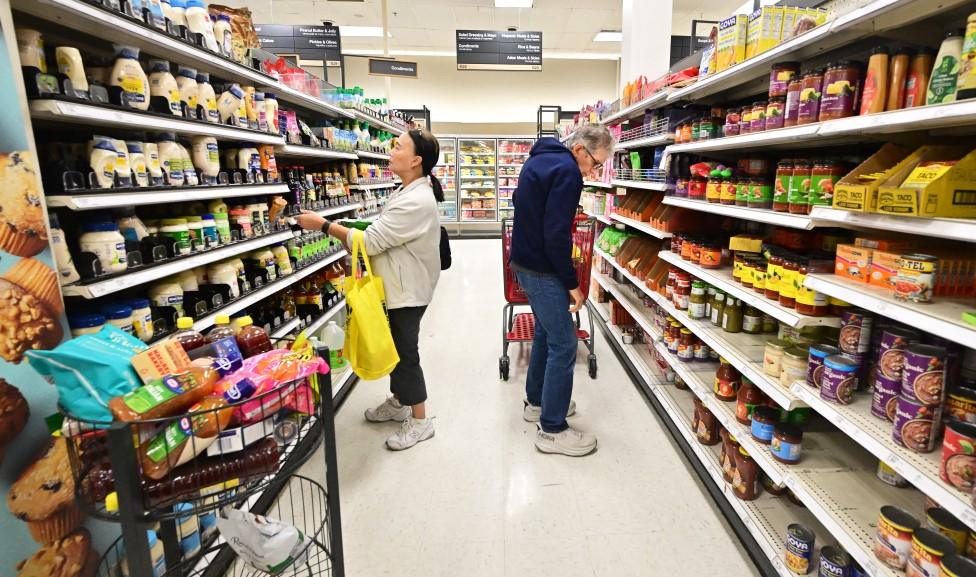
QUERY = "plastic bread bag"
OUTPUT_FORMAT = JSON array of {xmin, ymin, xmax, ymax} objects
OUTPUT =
[
  {"xmin": 26, "ymin": 325, "xmax": 146, "ymax": 423},
  {"xmin": 216, "ymin": 505, "xmax": 308, "ymax": 574}
]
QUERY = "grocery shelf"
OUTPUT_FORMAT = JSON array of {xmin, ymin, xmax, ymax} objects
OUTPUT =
[
  {"xmin": 193, "ymin": 249, "xmax": 347, "ymax": 331},
  {"xmin": 62, "ymin": 230, "xmax": 295, "ymax": 299},
  {"xmin": 599, "ymin": 91, "xmax": 671, "ymax": 126},
  {"xmin": 615, "ymin": 133, "xmax": 674, "ymax": 151},
  {"xmin": 661, "ymin": 197, "xmax": 816, "ymax": 230},
  {"xmin": 29, "ymin": 99, "xmax": 285, "ymax": 144},
  {"xmin": 610, "ymin": 179, "xmax": 669, "ymax": 191},
  {"xmin": 583, "ymin": 180, "xmax": 613, "ymax": 189},
  {"xmin": 355, "ymin": 150, "xmax": 391, "ymax": 161},
  {"xmin": 350, "ymin": 109, "xmax": 406, "ymax": 135},
  {"xmin": 804, "ymin": 273, "xmax": 976, "ymax": 348},
  {"xmin": 317, "ymin": 203, "xmax": 362, "ymax": 217},
  {"xmin": 275, "ymin": 145, "xmax": 358, "ymax": 160},
  {"xmin": 807, "ymin": 206, "xmax": 976, "ymax": 243},
  {"xmin": 498, "ymin": 152, "xmax": 529, "ymax": 156},
  {"xmin": 788, "ymin": 381, "xmax": 976, "ymax": 532},
  {"xmin": 658, "ymin": 250, "xmax": 841, "ymax": 329},
  {"xmin": 46, "ymin": 183, "xmax": 289, "ymax": 211},
  {"xmin": 609, "ymin": 214, "xmax": 672, "ymax": 239},
  {"xmin": 259, "ymin": 82, "xmax": 353, "ymax": 120},
  {"xmin": 269, "ymin": 317, "xmax": 302, "ymax": 340},
  {"xmin": 581, "ymin": 209, "xmax": 613, "ymax": 226},
  {"xmin": 592, "ymin": 270, "xmax": 661, "ymax": 340},
  {"xmin": 666, "ymin": 125, "xmax": 821, "ymax": 154},
  {"xmin": 349, "ymin": 182, "xmax": 397, "ymax": 191},
  {"xmin": 270, "ymin": 297, "xmax": 346, "ymax": 339}
]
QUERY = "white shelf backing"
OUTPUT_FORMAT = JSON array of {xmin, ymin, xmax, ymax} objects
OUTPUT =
[
  {"xmin": 317, "ymin": 203, "xmax": 362, "ymax": 218},
  {"xmin": 661, "ymin": 197, "xmax": 816, "ymax": 230},
  {"xmin": 789, "ymin": 381, "xmax": 976, "ymax": 532},
  {"xmin": 193, "ymin": 249, "xmax": 347, "ymax": 331},
  {"xmin": 615, "ymin": 133, "xmax": 674, "ymax": 151},
  {"xmin": 269, "ymin": 317, "xmax": 302, "ymax": 340},
  {"xmin": 583, "ymin": 180, "xmax": 613, "ymax": 189},
  {"xmin": 805, "ymin": 274, "xmax": 976, "ymax": 349},
  {"xmin": 808, "ymin": 206, "xmax": 976, "ymax": 243},
  {"xmin": 275, "ymin": 145, "xmax": 358, "ymax": 160},
  {"xmin": 609, "ymin": 213, "xmax": 673, "ymax": 239},
  {"xmin": 349, "ymin": 182, "xmax": 397, "ymax": 191},
  {"xmin": 61, "ymin": 230, "xmax": 294, "ymax": 299},
  {"xmin": 610, "ymin": 179, "xmax": 669, "ymax": 191},
  {"xmin": 658, "ymin": 251, "xmax": 841, "ymax": 329},
  {"xmin": 355, "ymin": 150, "xmax": 391, "ymax": 161},
  {"xmin": 599, "ymin": 91, "xmax": 671, "ymax": 126},
  {"xmin": 30, "ymin": 100, "xmax": 284, "ymax": 144},
  {"xmin": 46, "ymin": 184, "xmax": 289, "ymax": 211}
]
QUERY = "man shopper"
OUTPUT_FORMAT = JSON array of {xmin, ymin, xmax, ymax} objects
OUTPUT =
[{"xmin": 509, "ymin": 124, "xmax": 613, "ymax": 457}]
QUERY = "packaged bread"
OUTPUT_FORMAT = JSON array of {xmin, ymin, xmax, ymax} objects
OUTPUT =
[
  {"xmin": 109, "ymin": 366, "xmax": 218, "ymax": 421},
  {"xmin": 138, "ymin": 395, "xmax": 234, "ymax": 480}
]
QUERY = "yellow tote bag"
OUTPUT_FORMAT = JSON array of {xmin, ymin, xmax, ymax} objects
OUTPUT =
[{"xmin": 344, "ymin": 230, "xmax": 400, "ymax": 380}]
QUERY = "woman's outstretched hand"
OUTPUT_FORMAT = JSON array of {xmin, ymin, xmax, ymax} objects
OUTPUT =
[{"xmin": 294, "ymin": 210, "xmax": 326, "ymax": 231}]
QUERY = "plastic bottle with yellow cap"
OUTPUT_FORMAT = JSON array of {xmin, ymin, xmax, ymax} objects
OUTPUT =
[
  {"xmin": 234, "ymin": 315, "xmax": 272, "ymax": 358},
  {"xmin": 206, "ymin": 314, "xmax": 236, "ymax": 344}
]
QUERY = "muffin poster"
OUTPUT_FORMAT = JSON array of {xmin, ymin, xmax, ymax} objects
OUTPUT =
[{"xmin": 0, "ymin": 4, "xmax": 109, "ymax": 575}]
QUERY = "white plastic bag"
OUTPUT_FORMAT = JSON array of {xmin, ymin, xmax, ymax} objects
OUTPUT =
[{"xmin": 216, "ymin": 506, "xmax": 308, "ymax": 574}]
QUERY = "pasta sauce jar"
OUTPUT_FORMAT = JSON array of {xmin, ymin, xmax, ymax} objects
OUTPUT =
[
  {"xmin": 819, "ymin": 60, "xmax": 862, "ymax": 121},
  {"xmin": 774, "ymin": 160, "xmax": 793, "ymax": 212}
]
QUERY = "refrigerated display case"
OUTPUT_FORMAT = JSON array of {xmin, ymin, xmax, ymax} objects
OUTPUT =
[
  {"xmin": 458, "ymin": 138, "xmax": 497, "ymax": 221},
  {"xmin": 497, "ymin": 138, "xmax": 534, "ymax": 221},
  {"xmin": 435, "ymin": 137, "xmax": 457, "ymax": 221}
]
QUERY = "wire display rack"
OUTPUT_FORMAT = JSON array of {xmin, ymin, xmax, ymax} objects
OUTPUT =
[
  {"xmin": 616, "ymin": 118, "xmax": 670, "ymax": 144},
  {"xmin": 613, "ymin": 168, "xmax": 668, "ymax": 184}
]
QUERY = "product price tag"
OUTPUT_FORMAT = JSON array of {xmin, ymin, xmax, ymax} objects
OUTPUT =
[
  {"xmin": 958, "ymin": 507, "xmax": 976, "ymax": 529},
  {"xmin": 784, "ymin": 476, "xmax": 798, "ymax": 492},
  {"xmin": 862, "ymin": 560, "xmax": 878, "ymax": 577},
  {"xmin": 772, "ymin": 557, "xmax": 786, "ymax": 575}
]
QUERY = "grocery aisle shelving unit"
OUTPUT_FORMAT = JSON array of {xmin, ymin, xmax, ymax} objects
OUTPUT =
[
  {"xmin": 458, "ymin": 139, "xmax": 498, "ymax": 222},
  {"xmin": 276, "ymin": 145, "xmax": 359, "ymax": 161},
  {"xmin": 46, "ymin": 183, "xmax": 291, "ymax": 211},
  {"xmin": 496, "ymin": 138, "xmax": 534, "ymax": 221},
  {"xmin": 435, "ymin": 138, "xmax": 458, "ymax": 221},
  {"xmin": 609, "ymin": 214, "xmax": 672, "ymax": 239}
]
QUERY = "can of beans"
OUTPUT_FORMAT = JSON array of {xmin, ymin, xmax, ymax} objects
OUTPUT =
[
  {"xmin": 819, "ymin": 545, "xmax": 851, "ymax": 576},
  {"xmin": 808, "ymin": 343, "xmax": 841, "ymax": 388},
  {"xmin": 785, "ymin": 523, "xmax": 815, "ymax": 574},
  {"xmin": 968, "ymin": 530, "xmax": 976, "ymax": 561},
  {"xmin": 877, "ymin": 460, "xmax": 909, "ymax": 487},
  {"xmin": 821, "ymin": 355, "xmax": 859, "ymax": 405},
  {"xmin": 903, "ymin": 344, "xmax": 948, "ymax": 406},
  {"xmin": 849, "ymin": 560, "xmax": 868, "ymax": 577},
  {"xmin": 940, "ymin": 421, "xmax": 976, "ymax": 492},
  {"xmin": 872, "ymin": 372, "xmax": 901, "ymax": 422},
  {"xmin": 926, "ymin": 507, "xmax": 969, "ymax": 555},
  {"xmin": 909, "ymin": 528, "xmax": 956, "ymax": 577},
  {"xmin": 942, "ymin": 555, "xmax": 976, "ymax": 577},
  {"xmin": 893, "ymin": 396, "xmax": 943, "ymax": 453},
  {"xmin": 946, "ymin": 388, "xmax": 976, "ymax": 426},
  {"xmin": 895, "ymin": 253, "xmax": 938, "ymax": 303},
  {"xmin": 876, "ymin": 505, "xmax": 921, "ymax": 570},
  {"xmin": 839, "ymin": 309, "xmax": 873, "ymax": 355},
  {"xmin": 878, "ymin": 327, "xmax": 919, "ymax": 379}
]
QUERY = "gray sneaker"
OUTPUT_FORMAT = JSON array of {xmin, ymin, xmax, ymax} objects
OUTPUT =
[
  {"xmin": 365, "ymin": 396, "xmax": 410, "ymax": 423},
  {"xmin": 386, "ymin": 417, "xmax": 435, "ymax": 450},
  {"xmin": 523, "ymin": 399, "xmax": 577, "ymax": 423},
  {"xmin": 535, "ymin": 425, "xmax": 597, "ymax": 457}
]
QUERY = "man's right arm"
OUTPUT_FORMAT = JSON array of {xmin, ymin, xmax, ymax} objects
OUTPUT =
[{"xmin": 542, "ymin": 169, "xmax": 582, "ymax": 293}]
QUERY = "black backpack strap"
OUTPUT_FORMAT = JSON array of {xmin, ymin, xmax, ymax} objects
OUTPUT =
[{"xmin": 439, "ymin": 226, "xmax": 452, "ymax": 270}]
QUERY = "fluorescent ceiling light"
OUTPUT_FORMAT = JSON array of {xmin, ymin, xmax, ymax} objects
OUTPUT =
[
  {"xmin": 593, "ymin": 31, "xmax": 622, "ymax": 42},
  {"xmin": 339, "ymin": 26, "xmax": 391, "ymax": 37},
  {"xmin": 494, "ymin": 0, "xmax": 533, "ymax": 7}
]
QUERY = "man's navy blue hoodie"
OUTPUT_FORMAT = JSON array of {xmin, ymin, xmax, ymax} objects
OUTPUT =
[{"xmin": 510, "ymin": 137, "xmax": 583, "ymax": 290}]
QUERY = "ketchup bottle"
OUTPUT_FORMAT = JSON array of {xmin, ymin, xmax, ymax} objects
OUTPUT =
[{"xmin": 234, "ymin": 315, "xmax": 272, "ymax": 358}]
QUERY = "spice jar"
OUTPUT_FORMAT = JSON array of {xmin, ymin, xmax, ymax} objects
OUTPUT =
[
  {"xmin": 819, "ymin": 60, "xmax": 862, "ymax": 121},
  {"xmin": 785, "ymin": 77, "xmax": 802, "ymax": 127},
  {"xmin": 732, "ymin": 448, "xmax": 760, "ymax": 500},
  {"xmin": 677, "ymin": 328, "xmax": 695, "ymax": 362},
  {"xmin": 765, "ymin": 97, "xmax": 786, "ymax": 130},
  {"xmin": 715, "ymin": 357, "xmax": 741, "ymax": 401},
  {"xmin": 743, "ymin": 306, "xmax": 764, "ymax": 335},
  {"xmin": 809, "ymin": 159, "xmax": 844, "ymax": 208},
  {"xmin": 797, "ymin": 68, "xmax": 825, "ymax": 125},
  {"xmin": 781, "ymin": 346, "xmax": 810, "ymax": 389},
  {"xmin": 795, "ymin": 260, "xmax": 829, "ymax": 316},
  {"xmin": 720, "ymin": 178, "xmax": 738, "ymax": 205},
  {"xmin": 700, "ymin": 242, "xmax": 722, "ymax": 269},
  {"xmin": 789, "ymin": 160, "xmax": 813, "ymax": 214},
  {"xmin": 771, "ymin": 424, "xmax": 803, "ymax": 464},
  {"xmin": 696, "ymin": 404, "xmax": 721, "ymax": 445},
  {"xmin": 689, "ymin": 281, "xmax": 708, "ymax": 319},
  {"xmin": 764, "ymin": 338, "xmax": 790, "ymax": 377},
  {"xmin": 779, "ymin": 256, "xmax": 799, "ymax": 309},
  {"xmin": 724, "ymin": 108, "xmax": 741, "ymax": 137},
  {"xmin": 736, "ymin": 378, "xmax": 767, "ymax": 425},
  {"xmin": 769, "ymin": 62, "xmax": 800, "ymax": 98},
  {"xmin": 750, "ymin": 100, "xmax": 767, "ymax": 132},
  {"xmin": 774, "ymin": 159, "xmax": 793, "ymax": 212},
  {"xmin": 751, "ymin": 406, "xmax": 779, "ymax": 444}
]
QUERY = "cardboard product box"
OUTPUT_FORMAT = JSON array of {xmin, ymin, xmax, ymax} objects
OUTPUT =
[
  {"xmin": 131, "ymin": 339, "xmax": 192, "ymax": 384},
  {"xmin": 876, "ymin": 146, "xmax": 976, "ymax": 218},
  {"xmin": 854, "ymin": 236, "xmax": 915, "ymax": 252},
  {"xmin": 207, "ymin": 416, "xmax": 277, "ymax": 457},
  {"xmin": 729, "ymin": 235, "xmax": 764, "ymax": 253},
  {"xmin": 868, "ymin": 250, "xmax": 901, "ymax": 291},
  {"xmin": 715, "ymin": 15, "xmax": 749, "ymax": 72},
  {"xmin": 833, "ymin": 143, "xmax": 914, "ymax": 212},
  {"xmin": 835, "ymin": 244, "xmax": 873, "ymax": 283},
  {"xmin": 647, "ymin": 259, "xmax": 669, "ymax": 294},
  {"xmin": 746, "ymin": 7, "xmax": 782, "ymax": 59}
]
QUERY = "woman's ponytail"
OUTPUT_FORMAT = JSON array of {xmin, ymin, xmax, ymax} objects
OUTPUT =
[
  {"xmin": 408, "ymin": 128, "xmax": 445, "ymax": 203},
  {"xmin": 429, "ymin": 173, "xmax": 445, "ymax": 202}
]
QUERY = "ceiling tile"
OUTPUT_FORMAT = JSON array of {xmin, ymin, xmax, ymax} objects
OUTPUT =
[{"xmin": 565, "ymin": 9, "xmax": 618, "ymax": 33}]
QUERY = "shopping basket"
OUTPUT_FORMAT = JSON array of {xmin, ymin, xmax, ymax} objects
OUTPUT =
[{"xmin": 499, "ymin": 215, "xmax": 597, "ymax": 381}]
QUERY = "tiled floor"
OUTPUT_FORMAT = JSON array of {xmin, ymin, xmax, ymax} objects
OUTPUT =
[{"xmin": 299, "ymin": 239, "xmax": 759, "ymax": 576}]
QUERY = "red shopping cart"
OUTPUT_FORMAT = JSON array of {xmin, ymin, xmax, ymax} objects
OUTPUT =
[{"xmin": 499, "ymin": 215, "xmax": 597, "ymax": 381}]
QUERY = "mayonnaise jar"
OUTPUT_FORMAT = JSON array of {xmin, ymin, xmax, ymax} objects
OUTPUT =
[
  {"xmin": 176, "ymin": 66, "xmax": 199, "ymax": 119},
  {"xmin": 111, "ymin": 45, "xmax": 149, "ymax": 110},
  {"xmin": 148, "ymin": 59, "xmax": 181, "ymax": 116},
  {"xmin": 196, "ymin": 72, "xmax": 219, "ymax": 123}
]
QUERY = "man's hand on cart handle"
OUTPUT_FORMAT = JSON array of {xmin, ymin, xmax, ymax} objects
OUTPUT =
[{"xmin": 569, "ymin": 288, "xmax": 585, "ymax": 313}]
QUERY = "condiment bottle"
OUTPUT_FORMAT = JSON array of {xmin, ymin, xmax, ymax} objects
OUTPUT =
[
  {"xmin": 927, "ymin": 29, "xmax": 964, "ymax": 105},
  {"xmin": 957, "ymin": 12, "xmax": 976, "ymax": 101},
  {"xmin": 714, "ymin": 358, "xmax": 740, "ymax": 402},
  {"xmin": 736, "ymin": 378, "xmax": 766, "ymax": 425},
  {"xmin": 886, "ymin": 48, "xmax": 912, "ymax": 111},
  {"xmin": 722, "ymin": 298, "xmax": 743, "ymax": 333},
  {"xmin": 905, "ymin": 48, "xmax": 935, "ymax": 107},
  {"xmin": 206, "ymin": 314, "xmax": 236, "ymax": 343},
  {"xmin": 148, "ymin": 59, "xmax": 181, "ymax": 116},
  {"xmin": 110, "ymin": 44, "xmax": 150, "ymax": 110},
  {"xmin": 172, "ymin": 316, "xmax": 205, "ymax": 352},
  {"xmin": 234, "ymin": 315, "xmax": 272, "ymax": 358},
  {"xmin": 859, "ymin": 46, "xmax": 889, "ymax": 116},
  {"xmin": 732, "ymin": 448, "xmax": 760, "ymax": 501}
]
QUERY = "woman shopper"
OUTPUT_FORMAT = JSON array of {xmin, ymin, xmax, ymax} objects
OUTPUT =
[{"xmin": 295, "ymin": 128, "xmax": 443, "ymax": 451}]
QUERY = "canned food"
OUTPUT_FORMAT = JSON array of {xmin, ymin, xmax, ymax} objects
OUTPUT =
[
  {"xmin": 940, "ymin": 421, "xmax": 976, "ymax": 492},
  {"xmin": 895, "ymin": 253, "xmax": 938, "ymax": 303},
  {"xmin": 850, "ymin": 560, "xmax": 868, "ymax": 577},
  {"xmin": 927, "ymin": 508, "xmax": 969, "ymax": 555},
  {"xmin": 763, "ymin": 472, "xmax": 788, "ymax": 495},
  {"xmin": 942, "ymin": 555, "xmax": 976, "ymax": 577},
  {"xmin": 877, "ymin": 460, "xmax": 909, "ymax": 487},
  {"xmin": 821, "ymin": 355, "xmax": 859, "ymax": 405},
  {"xmin": 903, "ymin": 344, "xmax": 948, "ymax": 406},
  {"xmin": 785, "ymin": 523, "xmax": 815, "ymax": 574},
  {"xmin": 876, "ymin": 506, "xmax": 921, "ymax": 570},
  {"xmin": 946, "ymin": 388, "xmax": 976, "ymax": 426},
  {"xmin": 839, "ymin": 309, "xmax": 873, "ymax": 355},
  {"xmin": 893, "ymin": 396, "xmax": 943, "ymax": 453},
  {"xmin": 820, "ymin": 545, "xmax": 851, "ymax": 576},
  {"xmin": 878, "ymin": 327, "xmax": 919, "ymax": 379},
  {"xmin": 808, "ymin": 343, "xmax": 841, "ymax": 388},
  {"xmin": 909, "ymin": 528, "xmax": 956, "ymax": 577},
  {"xmin": 871, "ymin": 372, "xmax": 901, "ymax": 422}
]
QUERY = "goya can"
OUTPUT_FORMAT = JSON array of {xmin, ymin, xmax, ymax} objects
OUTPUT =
[
  {"xmin": 819, "ymin": 545, "xmax": 851, "ymax": 577},
  {"xmin": 895, "ymin": 253, "xmax": 938, "ymax": 303},
  {"xmin": 909, "ymin": 528, "xmax": 956, "ymax": 577},
  {"xmin": 926, "ymin": 507, "xmax": 969, "ymax": 555},
  {"xmin": 785, "ymin": 523, "xmax": 815, "ymax": 574},
  {"xmin": 942, "ymin": 554, "xmax": 976, "ymax": 576}
]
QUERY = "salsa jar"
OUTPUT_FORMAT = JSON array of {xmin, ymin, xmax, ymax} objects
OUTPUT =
[
  {"xmin": 769, "ymin": 61, "xmax": 800, "ymax": 98},
  {"xmin": 747, "ymin": 180, "xmax": 774, "ymax": 210},
  {"xmin": 705, "ymin": 176, "xmax": 722, "ymax": 203},
  {"xmin": 736, "ymin": 378, "xmax": 767, "ymax": 425},
  {"xmin": 735, "ymin": 179, "xmax": 751, "ymax": 206},
  {"xmin": 751, "ymin": 262, "xmax": 766, "ymax": 295},
  {"xmin": 795, "ymin": 259, "xmax": 830, "ymax": 316},
  {"xmin": 784, "ymin": 78, "xmax": 802, "ymax": 127},
  {"xmin": 674, "ymin": 177, "xmax": 689, "ymax": 198},
  {"xmin": 751, "ymin": 406, "xmax": 779, "ymax": 444},
  {"xmin": 715, "ymin": 357, "xmax": 741, "ymax": 401},
  {"xmin": 677, "ymin": 328, "xmax": 695, "ymax": 361},
  {"xmin": 680, "ymin": 237, "xmax": 694, "ymax": 260},
  {"xmin": 680, "ymin": 122, "xmax": 692, "ymax": 143},
  {"xmin": 674, "ymin": 276, "xmax": 692, "ymax": 310},
  {"xmin": 779, "ymin": 256, "xmax": 799, "ymax": 309},
  {"xmin": 819, "ymin": 60, "xmax": 862, "ymax": 121},
  {"xmin": 700, "ymin": 242, "xmax": 722, "ymax": 269},
  {"xmin": 765, "ymin": 253, "xmax": 783, "ymax": 300},
  {"xmin": 788, "ymin": 160, "xmax": 813, "ymax": 214},
  {"xmin": 772, "ymin": 424, "xmax": 803, "ymax": 464},
  {"xmin": 700, "ymin": 116, "xmax": 719, "ymax": 140},
  {"xmin": 691, "ymin": 117, "xmax": 701, "ymax": 141},
  {"xmin": 733, "ymin": 252, "xmax": 747, "ymax": 283},
  {"xmin": 732, "ymin": 448, "xmax": 760, "ymax": 500},
  {"xmin": 797, "ymin": 68, "xmax": 825, "ymax": 125},
  {"xmin": 765, "ymin": 97, "xmax": 786, "ymax": 130},
  {"xmin": 809, "ymin": 159, "xmax": 844, "ymax": 207},
  {"xmin": 720, "ymin": 179, "xmax": 738, "ymax": 205},
  {"xmin": 750, "ymin": 100, "xmax": 768, "ymax": 132},
  {"xmin": 724, "ymin": 108, "xmax": 741, "ymax": 137},
  {"xmin": 696, "ymin": 404, "xmax": 721, "ymax": 445},
  {"xmin": 774, "ymin": 159, "xmax": 793, "ymax": 212},
  {"xmin": 688, "ymin": 176, "xmax": 706, "ymax": 200}
]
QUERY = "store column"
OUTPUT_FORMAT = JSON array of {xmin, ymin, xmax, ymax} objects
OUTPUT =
[{"xmin": 621, "ymin": 0, "xmax": 672, "ymax": 92}]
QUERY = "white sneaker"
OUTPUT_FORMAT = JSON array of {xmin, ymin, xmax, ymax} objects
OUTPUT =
[
  {"xmin": 386, "ymin": 417, "xmax": 435, "ymax": 451},
  {"xmin": 535, "ymin": 426, "xmax": 597, "ymax": 457},
  {"xmin": 365, "ymin": 396, "xmax": 410, "ymax": 423},
  {"xmin": 523, "ymin": 399, "xmax": 577, "ymax": 423}
]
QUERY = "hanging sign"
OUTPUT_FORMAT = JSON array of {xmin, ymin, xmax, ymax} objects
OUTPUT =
[
  {"xmin": 256, "ymin": 24, "xmax": 343, "ymax": 67},
  {"xmin": 368, "ymin": 58, "xmax": 419, "ymax": 78},
  {"xmin": 456, "ymin": 30, "xmax": 542, "ymax": 71}
]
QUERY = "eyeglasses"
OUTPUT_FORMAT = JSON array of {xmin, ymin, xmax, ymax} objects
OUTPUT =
[{"xmin": 582, "ymin": 145, "xmax": 605, "ymax": 172}]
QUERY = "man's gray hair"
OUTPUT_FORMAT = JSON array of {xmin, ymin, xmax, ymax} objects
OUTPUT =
[{"xmin": 569, "ymin": 123, "xmax": 614, "ymax": 153}]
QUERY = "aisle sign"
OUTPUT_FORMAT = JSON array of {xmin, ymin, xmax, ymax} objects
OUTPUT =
[
  {"xmin": 368, "ymin": 58, "xmax": 419, "ymax": 78},
  {"xmin": 256, "ymin": 24, "xmax": 343, "ymax": 67},
  {"xmin": 456, "ymin": 30, "xmax": 542, "ymax": 71}
]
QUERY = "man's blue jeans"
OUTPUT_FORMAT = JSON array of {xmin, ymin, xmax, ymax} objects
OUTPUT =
[{"xmin": 516, "ymin": 270, "xmax": 577, "ymax": 434}]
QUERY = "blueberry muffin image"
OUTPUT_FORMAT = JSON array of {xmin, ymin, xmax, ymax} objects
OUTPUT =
[
  {"xmin": 0, "ymin": 258, "xmax": 63, "ymax": 363},
  {"xmin": 15, "ymin": 528, "xmax": 96, "ymax": 577},
  {"xmin": 0, "ymin": 378, "xmax": 29, "ymax": 464},
  {"xmin": 8, "ymin": 436, "xmax": 84, "ymax": 544},
  {"xmin": 0, "ymin": 151, "xmax": 47, "ymax": 258}
]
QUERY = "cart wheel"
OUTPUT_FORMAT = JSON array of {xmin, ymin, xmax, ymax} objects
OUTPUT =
[
  {"xmin": 588, "ymin": 355, "xmax": 598, "ymax": 379},
  {"xmin": 499, "ymin": 357, "xmax": 510, "ymax": 381}
]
